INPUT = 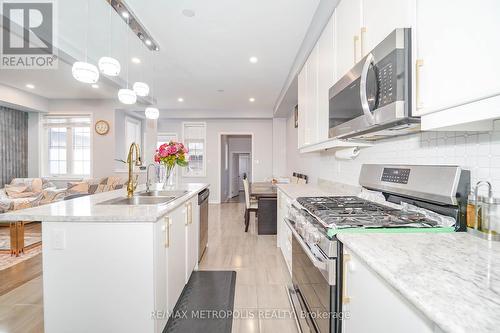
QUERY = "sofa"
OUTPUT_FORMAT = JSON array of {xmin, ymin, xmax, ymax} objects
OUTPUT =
[{"xmin": 0, "ymin": 176, "xmax": 127, "ymax": 213}]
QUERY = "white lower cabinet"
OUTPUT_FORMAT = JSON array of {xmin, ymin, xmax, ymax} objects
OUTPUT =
[
  {"xmin": 153, "ymin": 198, "xmax": 199, "ymax": 333},
  {"xmin": 277, "ymin": 189, "xmax": 292, "ymax": 276},
  {"xmin": 185, "ymin": 196, "xmax": 199, "ymax": 282},
  {"xmin": 342, "ymin": 246, "xmax": 435, "ymax": 333}
]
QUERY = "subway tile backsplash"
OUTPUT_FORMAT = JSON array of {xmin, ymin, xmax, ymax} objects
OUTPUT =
[{"xmin": 314, "ymin": 130, "xmax": 500, "ymax": 197}]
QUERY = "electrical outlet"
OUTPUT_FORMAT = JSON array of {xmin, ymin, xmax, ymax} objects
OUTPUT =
[{"xmin": 52, "ymin": 228, "xmax": 66, "ymax": 250}]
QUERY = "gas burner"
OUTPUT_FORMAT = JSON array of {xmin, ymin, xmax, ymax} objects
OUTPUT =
[{"xmin": 296, "ymin": 196, "xmax": 439, "ymax": 229}]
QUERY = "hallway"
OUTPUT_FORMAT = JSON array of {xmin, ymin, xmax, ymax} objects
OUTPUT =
[{"xmin": 200, "ymin": 201, "xmax": 296, "ymax": 333}]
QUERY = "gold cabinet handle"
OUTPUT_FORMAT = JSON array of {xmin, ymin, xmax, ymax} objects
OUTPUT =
[
  {"xmin": 353, "ymin": 35, "xmax": 360, "ymax": 64},
  {"xmin": 360, "ymin": 27, "xmax": 367, "ymax": 57},
  {"xmin": 165, "ymin": 217, "xmax": 171, "ymax": 248},
  {"xmin": 416, "ymin": 59, "xmax": 424, "ymax": 110},
  {"xmin": 342, "ymin": 253, "xmax": 351, "ymax": 304}
]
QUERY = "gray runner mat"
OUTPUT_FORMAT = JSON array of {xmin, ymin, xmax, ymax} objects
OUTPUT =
[{"xmin": 163, "ymin": 271, "xmax": 236, "ymax": 333}]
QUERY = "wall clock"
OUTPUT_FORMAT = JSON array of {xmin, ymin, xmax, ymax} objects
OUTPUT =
[{"xmin": 95, "ymin": 120, "xmax": 110, "ymax": 135}]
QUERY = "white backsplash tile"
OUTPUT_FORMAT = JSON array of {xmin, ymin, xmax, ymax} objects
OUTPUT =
[{"xmin": 299, "ymin": 130, "xmax": 500, "ymax": 197}]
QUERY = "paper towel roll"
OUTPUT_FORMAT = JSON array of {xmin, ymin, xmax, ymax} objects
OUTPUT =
[{"xmin": 335, "ymin": 147, "xmax": 360, "ymax": 160}]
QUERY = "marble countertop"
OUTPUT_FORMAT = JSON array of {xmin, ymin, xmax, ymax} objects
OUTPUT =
[
  {"xmin": 337, "ymin": 232, "xmax": 500, "ymax": 333},
  {"xmin": 0, "ymin": 183, "xmax": 209, "ymax": 223},
  {"xmin": 276, "ymin": 181, "xmax": 360, "ymax": 200}
]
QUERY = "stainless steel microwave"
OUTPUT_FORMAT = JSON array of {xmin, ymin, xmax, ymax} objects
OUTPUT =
[{"xmin": 328, "ymin": 28, "xmax": 420, "ymax": 140}]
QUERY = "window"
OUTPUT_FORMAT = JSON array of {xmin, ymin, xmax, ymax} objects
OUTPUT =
[
  {"xmin": 183, "ymin": 122, "xmax": 206, "ymax": 177},
  {"xmin": 43, "ymin": 114, "xmax": 91, "ymax": 177},
  {"xmin": 125, "ymin": 116, "xmax": 142, "ymax": 153}
]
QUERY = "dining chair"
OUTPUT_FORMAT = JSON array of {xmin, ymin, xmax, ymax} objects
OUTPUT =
[
  {"xmin": 243, "ymin": 178, "xmax": 258, "ymax": 232},
  {"xmin": 292, "ymin": 172, "xmax": 299, "ymax": 184}
]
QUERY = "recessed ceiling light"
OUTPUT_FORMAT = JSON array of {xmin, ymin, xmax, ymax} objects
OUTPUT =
[
  {"xmin": 121, "ymin": 11, "xmax": 129, "ymax": 19},
  {"xmin": 178, "ymin": 97, "xmax": 184, "ymax": 102},
  {"xmin": 249, "ymin": 56, "xmax": 258, "ymax": 64},
  {"xmin": 131, "ymin": 57, "xmax": 141, "ymax": 64},
  {"xmin": 182, "ymin": 9, "xmax": 196, "ymax": 17},
  {"xmin": 25, "ymin": 84, "xmax": 35, "ymax": 89},
  {"xmin": 91, "ymin": 84, "xmax": 99, "ymax": 89},
  {"xmin": 145, "ymin": 39, "xmax": 152, "ymax": 46},
  {"xmin": 249, "ymin": 97, "xmax": 255, "ymax": 102}
]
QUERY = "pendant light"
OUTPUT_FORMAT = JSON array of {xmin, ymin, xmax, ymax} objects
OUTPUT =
[
  {"xmin": 98, "ymin": 5, "xmax": 120, "ymax": 76},
  {"xmin": 72, "ymin": 0, "xmax": 99, "ymax": 84},
  {"xmin": 118, "ymin": 16, "xmax": 137, "ymax": 105},
  {"xmin": 145, "ymin": 53, "xmax": 159, "ymax": 119}
]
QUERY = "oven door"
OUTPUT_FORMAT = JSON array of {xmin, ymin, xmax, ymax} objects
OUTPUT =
[{"xmin": 290, "ymin": 226, "xmax": 336, "ymax": 333}]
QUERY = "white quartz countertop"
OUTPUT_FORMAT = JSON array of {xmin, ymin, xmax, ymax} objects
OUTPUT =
[
  {"xmin": 0, "ymin": 183, "xmax": 209, "ymax": 223},
  {"xmin": 276, "ymin": 182, "xmax": 359, "ymax": 200},
  {"xmin": 337, "ymin": 232, "xmax": 500, "ymax": 333}
]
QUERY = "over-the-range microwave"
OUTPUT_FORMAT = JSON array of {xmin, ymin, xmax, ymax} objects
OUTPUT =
[{"xmin": 328, "ymin": 28, "xmax": 420, "ymax": 141}]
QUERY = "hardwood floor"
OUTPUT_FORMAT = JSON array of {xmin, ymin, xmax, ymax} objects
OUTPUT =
[{"xmin": 0, "ymin": 201, "xmax": 296, "ymax": 333}]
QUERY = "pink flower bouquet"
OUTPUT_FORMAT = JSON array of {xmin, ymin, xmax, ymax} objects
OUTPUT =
[{"xmin": 154, "ymin": 141, "xmax": 189, "ymax": 187}]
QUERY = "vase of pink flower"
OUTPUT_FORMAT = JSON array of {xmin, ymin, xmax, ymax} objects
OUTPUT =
[{"xmin": 154, "ymin": 141, "xmax": 189, "ymax": 189}]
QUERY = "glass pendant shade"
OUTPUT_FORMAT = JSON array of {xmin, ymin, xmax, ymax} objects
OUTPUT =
[
  {"xmin": 133, "ymin": 82, "xmax": 150, "ymax": 97},
  {"xmin": 72, "ymin": 61, "xmax": 99, "ymax": 84},
  {"xmin": 145, "ymin": 107, "xmax": 159, "ymax": 119},
  {"xmin": 98, "ymin": 56, "xmax": 121, "ymax": 76},
  {"xmin": 118, "ymin": 88, "xmax": 137, "ymax": 104}
]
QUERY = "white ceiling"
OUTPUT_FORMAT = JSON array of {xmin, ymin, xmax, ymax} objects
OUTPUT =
[{"xmin": 0, "ymin": 0, "xmax": 321, "ymax": 117}]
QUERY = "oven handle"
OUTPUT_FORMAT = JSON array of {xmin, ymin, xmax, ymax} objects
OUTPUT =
[
  {"xmin": 284, "ymin": 219, "xmax": 327, "ymax": 271},
  {"xmin": 359, "ymin": 53, "xmax": 376, "ymax": 125}
]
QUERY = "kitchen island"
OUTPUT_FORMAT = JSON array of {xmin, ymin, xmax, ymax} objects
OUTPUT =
[
  {"xmin": 338, "ymin": 232, "xmax": 500, "ymax": 333},
  {"xmin": 0, "ymin": 183, "xmax": 209, "ymax": 333}
]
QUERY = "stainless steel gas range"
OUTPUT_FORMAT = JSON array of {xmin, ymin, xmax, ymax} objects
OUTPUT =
[{"xmin": 285, "ymin": 164, "xmax": 470, "ymax": 333}]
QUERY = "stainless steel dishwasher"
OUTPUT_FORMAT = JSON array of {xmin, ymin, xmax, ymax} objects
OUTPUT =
[{"xmin": 198, "ymin": 188, "xmax": 209, "ymax": 262}]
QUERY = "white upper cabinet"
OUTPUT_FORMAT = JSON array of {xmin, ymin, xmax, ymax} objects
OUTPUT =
[
  {"xmin": 335, "ymin": 0, "xmax": 362, "ymax": 79},
  {"xmin": 297, "ymin": 64, "xmax": 307, "ymax": 148},
  {"xmin": 317, "ymin": 14, "xmax": 336, "ymax": 142},
  {"xmin": 305, "ymin": 45, "xmax": 319, "ymax": 145},
  {"xmin": 361, "ymin": 0, "xmax": 415, "ymax": 56},
  {"xmin": 415, "ymin": 0, "xmax": 500, "ymax": 118}
]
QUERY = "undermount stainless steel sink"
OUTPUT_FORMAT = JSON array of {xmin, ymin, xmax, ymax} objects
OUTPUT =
[
  {"xmin": 98, "ymin": 196, "xmax": 176, "ymax": 206},
  {"xmin": 98, "ymin": 190, "xmax": 188, "ymax": 206},
  {"xmin": 135, "ymin": 190, "xmax": 189, "ymax": 198}
]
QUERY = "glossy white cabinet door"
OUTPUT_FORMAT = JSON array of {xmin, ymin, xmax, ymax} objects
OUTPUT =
[
  {"xmin": 154, "ymin": 218, "xmax": 168, "ymax": 333},
  {"xmin": 361, "ymin": 0, "xmax": 415, "ymax": 56},
  {"xmin": 167, "ymin": 206, "xmax": 187, "ymax": 313},
  {"xmin": 297, "ymin": 64, "xmax": 307, "ymax": 148},
  {"xmin": 342, "ymin": 247, "xmax": 434, "ymax": 333},
  {"xmin": 415, "ymin": 0, "xmax": 500, "ymax": 116},
  {"xmin": 317, "ymin": 14, "xmax": 335, "ymax": 142},
  {"xmin": 305, "ymin": 45, "xmax": 319, "ymax": 145},
  {"xmin": 185, "ymin": 197, "xmax": 199, "ymax": 282},
  {"xmin": 335, "ymin": 0, "xmax": 362, "ymax": 79}
]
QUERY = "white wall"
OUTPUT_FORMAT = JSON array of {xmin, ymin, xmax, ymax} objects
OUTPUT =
[
  {"xmin": 273, "ymin": 118, "xmax": 287, "ymax": 177},
  {"xmin": 158, "ymin": 118, "xmax": 274, "ymax": 203},
  {"xmin": 0, "ymin": 83, "xmax": 49, "ymax": 112},
  {"xmin": 286, "ymin": 113, "xmax": 500, "ymax": 196}
]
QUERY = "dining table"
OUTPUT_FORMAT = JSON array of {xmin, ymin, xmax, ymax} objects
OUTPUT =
[
  {"xmin": 249, "ymin": 182, "xmax": 277, "ymax": 199},
  {"xmin": 249, "ymin": 182, "xmax": 277, "ymax": 235}
]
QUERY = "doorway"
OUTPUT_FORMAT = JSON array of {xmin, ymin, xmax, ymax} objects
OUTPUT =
[{"xmin": 219, "ymin": 134, "xmax": 253, "ymax": 203}]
